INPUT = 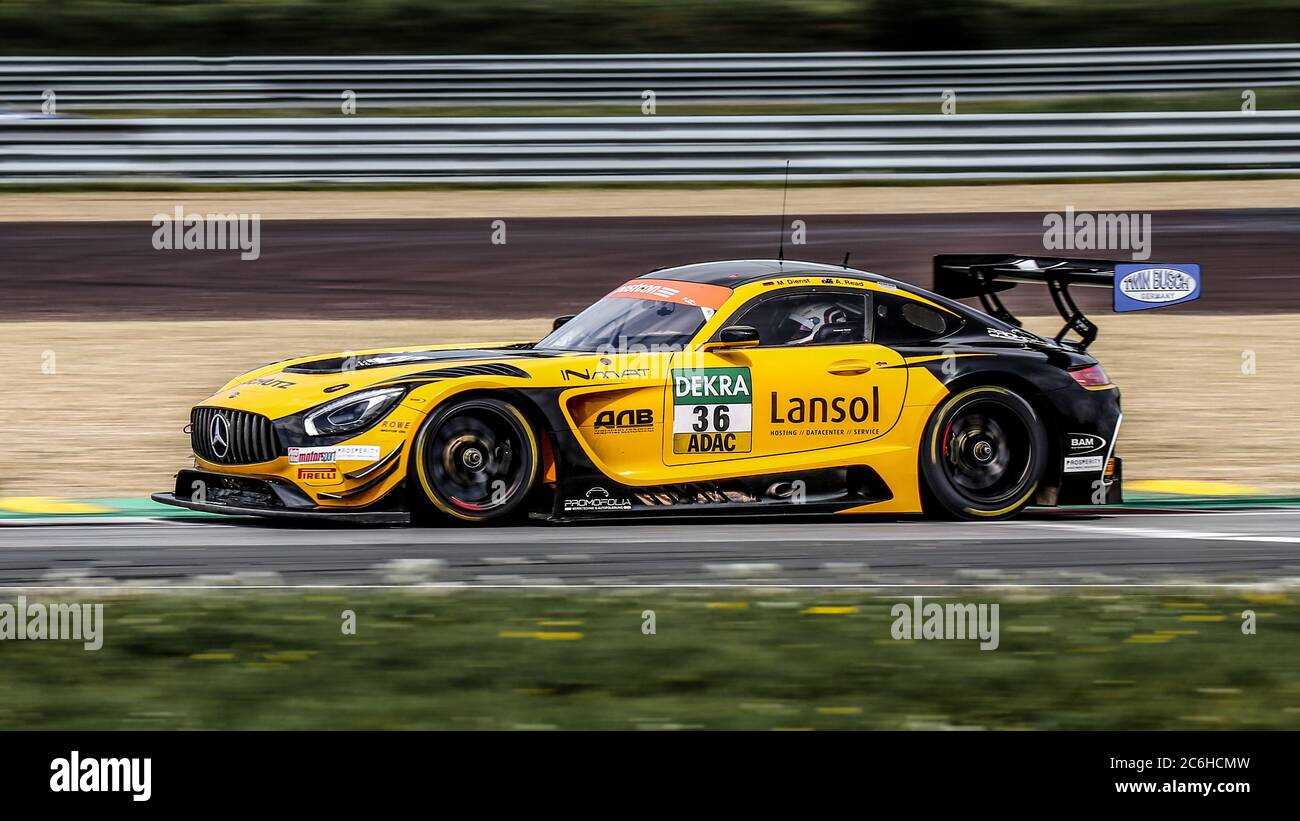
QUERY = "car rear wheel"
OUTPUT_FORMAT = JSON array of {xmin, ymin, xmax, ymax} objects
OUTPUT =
[
  {"xmin": 920, "ymin": 386, "xmax": 1045, "ymax": 520},
  {"xmin": 410, "ymin": 397, "xmax": 539, "ymax": 525}
]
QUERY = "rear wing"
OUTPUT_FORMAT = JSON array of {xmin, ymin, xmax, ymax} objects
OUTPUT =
[{"xmin": 933, "ymin": 254, "xmax": 1120, "ymax": 350}]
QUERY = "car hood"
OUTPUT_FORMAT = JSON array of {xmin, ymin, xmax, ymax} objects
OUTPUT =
[{"xmin": 200, "ymin": 341, "xmax": 598, "ymax": 417}]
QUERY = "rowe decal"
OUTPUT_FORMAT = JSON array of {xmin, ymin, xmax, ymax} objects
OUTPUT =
[
  {"xmin": 1113, "ymin": 264, "xmax": 1200, "ymax": 312},
  {"xmin": 672, "ymin": 367, "xmax": 752, "ymax": 454},
  {"xmin": 287, "ymin": 445, "xmax": 381, "ymax": 465}
]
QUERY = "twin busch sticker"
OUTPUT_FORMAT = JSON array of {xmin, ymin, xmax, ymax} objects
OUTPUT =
[
  {"xmin": 671, "ymin": 367, "xmax": 752, "ymax": 454},
  {"xmin": 1114, "ymin": 264, "xmax": 1201, "ymax": 312},
  {"xmin": 287, "ymin": 445, "xmax": 381, "ymax": 465}
]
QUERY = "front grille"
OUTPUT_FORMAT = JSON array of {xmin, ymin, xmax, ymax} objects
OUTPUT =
[{"xmin": 191, "ymin": 406, "xmax": 280, "ymax": 464}]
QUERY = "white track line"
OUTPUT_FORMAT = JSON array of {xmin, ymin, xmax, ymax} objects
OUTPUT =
[{"xmin": 1027, "ymin": 522, "xmax": 1300, "ymax": 545}]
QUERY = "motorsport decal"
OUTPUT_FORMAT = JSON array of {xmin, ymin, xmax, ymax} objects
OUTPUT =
[
  {"xmin": 594, "ymin": 408, "xmax": 655, "ymax": 433},
  {"xmin": 1113, "ymin": 264, "xmax": 1201, "ymax": 312},
  {"xmin": 287, "ymin": 445, "xmax": 382, "ymax": 465},
  {"xmin": 769, "ymin": 388, "xmax": 881, "ymax": 437},
  {"xmin": 672, "ymin": 367, "xmax": 752, "ymax": 454},
  {"xmin": 562, "ymin": 486, "xmax": 633, "ymax": 513}
]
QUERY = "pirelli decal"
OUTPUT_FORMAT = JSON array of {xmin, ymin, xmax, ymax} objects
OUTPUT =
[{"xmin": 671, "ymin": 367, "xmax": 752, "ymax": 454}]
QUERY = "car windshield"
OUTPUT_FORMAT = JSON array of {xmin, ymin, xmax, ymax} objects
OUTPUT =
[{"xmin": 536, "ymin": 278, "xmax": 732, "ymax": 353}]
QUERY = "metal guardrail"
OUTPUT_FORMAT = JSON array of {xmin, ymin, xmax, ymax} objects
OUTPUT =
[
  {"xmin": 1, "ymin": 44, "xmax": 1299, "ymax": 111},
  {"xmin": 2, "ymin": 111, "xmax": 1298, "ymax": 183}
]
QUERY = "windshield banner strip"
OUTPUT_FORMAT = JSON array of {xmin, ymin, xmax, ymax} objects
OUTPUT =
[{"xmin": 606, "ymin": 279, "xmax": 732, "ymax": 310}]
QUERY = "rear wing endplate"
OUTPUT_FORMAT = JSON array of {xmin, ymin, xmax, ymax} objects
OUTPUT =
[{"xmin": 933, "ymin": 254, "xmax": 1120, "ymax": 350}]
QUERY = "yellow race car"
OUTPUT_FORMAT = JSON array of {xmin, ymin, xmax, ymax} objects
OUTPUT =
[{"xmin": 153, "ymin": 256, "xmax": 1124, "ymax": 525}]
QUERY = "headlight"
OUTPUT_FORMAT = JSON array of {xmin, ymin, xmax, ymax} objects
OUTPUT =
[{"xmin": 304, "ymin": 387, "xmax": 405, "ymax": 436}]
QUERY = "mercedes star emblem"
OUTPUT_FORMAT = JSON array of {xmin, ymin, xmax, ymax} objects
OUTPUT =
[{"xmin": 210, "ymin": 412, "xmax": 231, "ymax": 459}]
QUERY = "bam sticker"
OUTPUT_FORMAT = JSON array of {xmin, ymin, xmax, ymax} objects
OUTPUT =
[{"xmin": 672, "ymin": 367, "xmax": 752, "ymax": 454}]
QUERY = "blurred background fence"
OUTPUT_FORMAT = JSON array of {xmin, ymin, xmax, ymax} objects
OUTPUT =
[
  {"xmin": 2, "ymin": 111, "xmax": 1298, "ymax": 184},
  {"xmin": 2, "ymin": 45, "xmax": 1298, "ymax": 112}
]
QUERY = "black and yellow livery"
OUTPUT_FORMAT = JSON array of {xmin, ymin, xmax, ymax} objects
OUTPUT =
[{"xmin": 153, "ymin": 257, "xmax": 1123, "ymax": 525}]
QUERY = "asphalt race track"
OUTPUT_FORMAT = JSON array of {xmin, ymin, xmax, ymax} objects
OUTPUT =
[
  {"xmin": 1, "ymin": 507, "xmax": 1297, "ymax": 587},
  {"xmin": 4, "ymin": 208, "xmax": 1297, "ymax": 588},
  {"xmin": 2, "ymin": 209, "xmax": 1297, "ymax": 319}
]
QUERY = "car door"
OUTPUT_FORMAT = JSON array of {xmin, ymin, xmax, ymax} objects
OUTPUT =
[{"xmin": 663, "ymin": 286, "xmax": 909, "ymax": 467}]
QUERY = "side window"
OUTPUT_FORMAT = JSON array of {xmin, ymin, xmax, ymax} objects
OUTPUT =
[
  {"xmin": 729, "ymin": 291, "xmax": 868, "ymax": 347},
  {"xmin": 872, "ymin": 294, "xmax": 960, "ymax": 345}
]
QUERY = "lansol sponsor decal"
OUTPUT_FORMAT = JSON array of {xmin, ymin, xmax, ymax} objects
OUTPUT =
[{"xmin": 769, "ymin": 388, "xmax": 880, "ymax": 425}]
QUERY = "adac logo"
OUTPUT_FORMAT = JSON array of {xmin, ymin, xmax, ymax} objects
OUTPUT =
[
  {"xmin": 594, "ymin": 408, "xmax": 654, "ymax": 430},
  {"xmin": 1114, "ymin": 264, "xmax": 1200, "ymax": 312}
]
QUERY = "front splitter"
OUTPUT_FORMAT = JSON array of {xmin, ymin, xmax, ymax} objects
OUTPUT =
[{"xmin": 150, "ymin": 492, "xmax": 410, "ymax": 525}]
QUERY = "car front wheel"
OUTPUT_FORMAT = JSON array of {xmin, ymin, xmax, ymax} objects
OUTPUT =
[{"xmin": 410, "ymin": 397, "xmax": 540, "ymax": 525}]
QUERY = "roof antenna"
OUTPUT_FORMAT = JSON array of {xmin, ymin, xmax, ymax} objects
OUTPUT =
[
  {"xmin": 776, "ymin": 160, "xmax": 790, "ymax": 266},
  {"xmin": 842, "ymin": 252, "xmax": 851, "ymax": 268}
]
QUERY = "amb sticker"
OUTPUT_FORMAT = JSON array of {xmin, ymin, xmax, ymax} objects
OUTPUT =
[
  {"xmin": 1114, "ymin": 264, "xmax": 1200, "ymax": 312},
  {"xmin": 671, "ymin": 367, "xmax": 752, "ymax": 454}
]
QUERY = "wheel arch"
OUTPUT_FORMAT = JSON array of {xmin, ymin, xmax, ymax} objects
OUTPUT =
[
  {"xmin": 405, "ymin": 387, "xmax": 551, "ymax": 524},
  {"xmin": 935, "ymin": 368, "xmax": 1063, "ymax": 482}
]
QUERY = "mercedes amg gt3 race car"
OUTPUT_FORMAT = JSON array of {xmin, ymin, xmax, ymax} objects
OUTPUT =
[{"xmin": 153, "ymin": 256, "xmax": 1127, "ymax": 525}]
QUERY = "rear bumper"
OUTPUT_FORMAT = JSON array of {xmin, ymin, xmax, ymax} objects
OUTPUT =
[
  {"xmin": 1040, "ymin": 385, "xmax": 1124, "ymax": 506},
  {"xmin": 153, "ymin": 468, "xmax": 409, "ymax": 524}
]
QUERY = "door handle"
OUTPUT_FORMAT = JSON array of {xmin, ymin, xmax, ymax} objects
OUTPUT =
[{"xmin": 827, "ymin": 360, "xmax": 873, "ymax": 375}]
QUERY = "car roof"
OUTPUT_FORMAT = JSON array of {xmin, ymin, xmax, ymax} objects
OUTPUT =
[{"xmin": 641, "ymin": 259, "xmax": 900, "ymax": 288}]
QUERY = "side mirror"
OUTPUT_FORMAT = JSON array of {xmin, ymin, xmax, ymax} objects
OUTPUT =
[
  {"xmin": 552, "ymin": 315, "xmax": 575, "ymax": 331},
  {"xmin": 703, "ymin": 325, "xmax": 760, "ymax": 351}
]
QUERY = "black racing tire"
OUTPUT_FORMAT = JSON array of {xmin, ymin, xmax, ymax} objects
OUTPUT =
[
  {"xmin": 919, "ymin": 386, "xmax": 1046, "ymax": 521},
  {"xmin": 409, "ymin": 397, "xmax": 540, "ymax": 526}
]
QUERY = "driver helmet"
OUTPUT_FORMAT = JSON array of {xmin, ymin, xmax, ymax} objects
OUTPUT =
[{"xmin": 785, "ymin": 302, "xmax": 849, "ymax": 344}]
